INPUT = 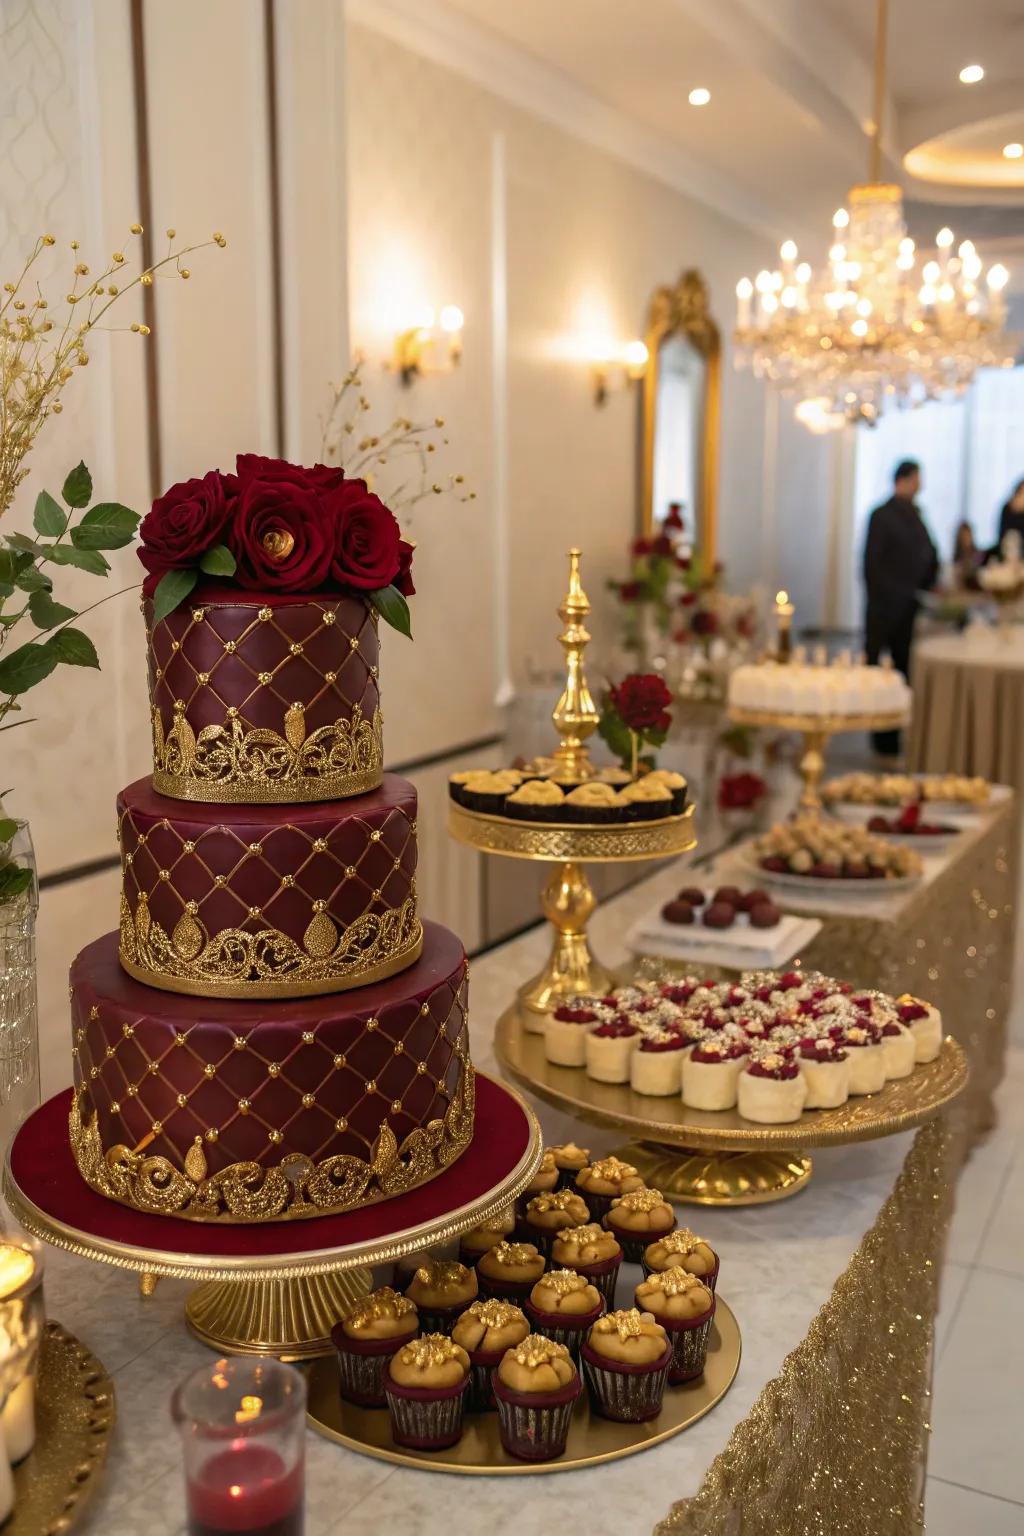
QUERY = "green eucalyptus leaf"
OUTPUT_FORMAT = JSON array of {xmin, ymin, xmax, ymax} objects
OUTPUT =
[
  {"xmin": 198, "ymin": 543, "xmax": 236, "ymax": 577},
  {"xmin": 0, "ymin": 584, "xmax": 13, "ymax": 600},
  {"xmin": 0, "ymin": 640, "xmax": 59, "ymax": 696},
  {"xmin": 0, "ymin": 863, "xmax": 33, "ymax": 903},
  {"xmin": 5, "ymin": 534, "xmax": 39, "ymax": 554},
  {"xmin": 15, "ymin": 567, "xmax": 52, "ymax": 594},
  {"xmin": 151, "ymin": 568, "xmax": 198, "ymax": 624},
  {"xmin": 28, "ymin": 590, "xmax": 76, "ymax": 632},
  {"xmin": 72, "ymin": 503, "xmax": 140, "ymax": 551},
  {"xmin": 0, "ymin": 552, "xmax": 15, "ymax": 585},
  {"xmin": 48, "ymin": 627, "xmax": 100, "ymax": 669},
  {"xmin": 0, "ymin": 819, "xmax": 17, "ymax": 844},
  {"xmin": 368, "ymin": 584, "xmax": 412, "ymax": 639},
  {"xmin": 62, "ymin": 462, "xmax": 93, "ymax": 509},
  {"xmin": 33, "ymin": 490, "xmax": 66, "ymax": 537},
  {"xmin": 45, "ymin": 545, "xmax": 110, "ymax": 576}
]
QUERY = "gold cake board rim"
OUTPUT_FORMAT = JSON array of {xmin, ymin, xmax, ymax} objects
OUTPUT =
[{"xmin": 305, "ymin": 1298, "xmax": 741, "ymax": 1474}]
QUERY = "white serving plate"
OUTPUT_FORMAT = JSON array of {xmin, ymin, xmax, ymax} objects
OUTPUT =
[
  {"xmin": 738, "ymin": 850, "xmax": 922, "ymax": 894},
  {"xmin": 628, "ymin": 905, "xmax": 822, "ymax": 972}
]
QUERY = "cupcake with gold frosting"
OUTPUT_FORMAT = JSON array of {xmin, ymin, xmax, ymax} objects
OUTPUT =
[
  {"xmin": 331, "ymin": 1286, "xmax": 419, "ymax": 1407},
  {"xmin": 458, "ymin": 1207, "xmax": 516, "ymax": 1267},
  {"xmin": 476, "ymin": 1240, "xmax": 547, "ymax": 1303},
  {"xmin": 404, "ymin": 1260, "xmax": 479, "ymax": 1335},
  {"xmin": 391, "ymin": 1247, "xmax": 437, "ymax": 1293},
  {"xmin": 505, "ymin": 778, "xmax": 568, "ymax": 822},
  {"xmin": 633, "ymin": 1268, "xmax": 715, "ymax": 1382},
  {"xmin": 603, "ymin": 1188, "xmax": 676, "ymax": 1264},
  {"xmin": 451, "ymin": 1299, "xmax": 530, "ymax": 1411},
  {"xmin": 581, "ymin": 1308, "xmax": 672, "ymax": 1422},
  {"xmin": 549, "ymin": 1222, "xmax": 622, "ymax": 1305},
  {"xmin": 492, "ymin": 1335, "xmax": 582, "ymax": 1462},
  {"xmin": 575, "ymin": 1156, "xmax": 645, "ymax": 1219},
  {"xmin": 384, "ymin": 1334, "xmax": 471, "ymax": 1450},
  {"xmin": 519, "ymin": 1148, "xmax": 560, "ymax": 1203},
  {"xmin": 524, "ymin": 1267, "xmax": 605, "ymax": 1361},
  {"xmin": 519, "ymin": 1188, "xmax": 591, "ymax": 1258},
  {"xmin": 548, "ymin": 1141, "xmax": 591, "ymax": 1190},
  {"xmin": 562, "ymin": 780, "xmax": 620, "ymax": 824},
  {"xmin": 618, "ymin": 777, "xmax": 675, "ymax": 822},
  {"xmin": 451, "ymin": 768, "xmax": 523, "ymax": 814},
  {"xmin": 641, "ymin": 1228, "xmax": 719, "ymax": 1291}
]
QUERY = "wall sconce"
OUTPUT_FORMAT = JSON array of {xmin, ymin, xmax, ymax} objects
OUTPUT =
[
  {"xmin": 389, "ymin": 305, "xmax": 464, "ymax": 386},
  {"xmin": 592, "ymin": 340, "xmax": 648, "ymax": 406}
]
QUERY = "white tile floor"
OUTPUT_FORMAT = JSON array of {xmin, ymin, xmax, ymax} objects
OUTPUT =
[{"xmin": 926, "ymin": 1042, "xmax": 1024, "ymax": 1529}]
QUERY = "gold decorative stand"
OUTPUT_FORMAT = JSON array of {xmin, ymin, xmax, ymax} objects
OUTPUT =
[
  {"xmin": 728, "ymin": 706, "xmax": 909, "ymax": 811},
  {"xmin": 495, "ymin": 1006, "xmax": 968, "ymax": 1205},
  {"xmin": 449, "ymin": 550, "xmax": 697, "ymax": 1020}
]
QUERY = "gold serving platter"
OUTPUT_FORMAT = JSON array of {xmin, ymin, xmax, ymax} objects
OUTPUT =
[
  {"xmin": 11, "ymin": 1322, "xmax": 115, "ymax": 1536},
  {"xmin": 448, "ymin": 799, "xmax": 697, "ymax": 864},
  {"xmin": 727, "ymin": 707, "xmax": 909, "ymax": 733},
  {"xmin": 306, "ymin": 1297, "xmax": 740, "ymax": 1474}
]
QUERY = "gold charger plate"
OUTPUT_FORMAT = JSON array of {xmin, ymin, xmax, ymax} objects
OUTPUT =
[
  {"xmin": 495, "ymin": 1008, "xmax": 968, "ymax": 1153},
  {"xmin": 11, "ymin": 1321, "xmax": 115, "ymax": 1535},
  {"xmin": 306, "ymin": 1298, "xmax": 740, "ymax": 1474},
  {"xmin": 448, "ymin": 800, "xmax": 697, "ymax": 863}
]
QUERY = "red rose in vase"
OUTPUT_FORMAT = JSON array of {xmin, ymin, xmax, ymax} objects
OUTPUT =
[
  {"xmin": 692, "ymin": 609, "xmax": 719, "ymax": 636},
  {"xmin": 619, "ymin": 579, "xmax": 642, "ymax": 602},
  {"xmin": 137, "ymin": 470, "xmax": 236, "ymax": 594},
  {"xmin": 229, "ymin": 477, "xmax": 335, "ymax": 592},
  {"xmin": 609, "ymin": 673, "xmax": 673, "ymax": 734},
  {"xmin": 632, "ymin": 537, "xmax": 653, "ymax": 558},
  {"xmin": 328, "ymin": 479, "xmax": 403, "ymax": 591},
  {"xmin": 718, "ymin": 772, "xmax": 767, "ymax": 811}
]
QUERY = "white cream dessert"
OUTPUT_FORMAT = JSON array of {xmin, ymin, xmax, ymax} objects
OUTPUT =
[
  {"xmin": 681, "ymin": 1039, "xmax": 749, "ymax": 1111},
  {"xmin": 878, "ymin": 1020, "xmax": 916, "ymax": 1079},
  {"xmin": 630, "ymin": 1031, "xmax": 688, "ymax": 1096},
  {"xmin": 585, "ymin": 1019, "xmax": 641, "ymax": 1083},
  {"xmin": 798, "ymin": 1038, "xmax": 850, "ymax": 1109},
  {"xmin": 841, "ymin": 1026, "xmax": 887, "ymax": 1094},
  {"xmin": 544, "ymin": 1002, "xmax": 604, "ymax": 1066},
  {"xmin": 736, "ymin": 1052, "xmax": 807, "ymax": 1124},
  {"xmin": 728, "ymin": 657, "xmax": 911, "ymax": 720},
  {"xmin": 897, "ymin": 995, "xmax": 943, "ymax": 1063}
]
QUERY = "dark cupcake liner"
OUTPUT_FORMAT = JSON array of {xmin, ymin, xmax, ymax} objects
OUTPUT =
[
  {"xmin": 331, "ymin": 1323, "xmax": 418, "ymax": 1408},
  {"xmin": 465, "ymin": 1345, "xmax": 506, "ymax": 1412},
  {"xmin": 410, "ymin": 1300, "xmax": 475, "ymax": 1337},
  {"xmin": 384, "ymin": 1374, "xmax": 469, "ymax": 1450},
  {"xmin": 656, "ymin": 1300, "xmax": 715, "ymax": 1384},
  {"xmin": 669, "ymin": 787, "xmax": 688, "ymax": 815},
  {"xmin": 523, "ymin": 1297, "xmax": 605, "ymax": 1363},
  {"xmin": 475, "ymin": 1270, "xmax": 541, "ymax": 1305},
  {"xmin": 572, "ymin": 1184, "xmax": 617, "ymax": 1221},
  {"xmin": 640, "ymin": 1252, "xmax": 719, "ymax": 1294},
  {"xmin": 581, "ymin": 1340, "xmax": 672, "ymax": 1423},
  {"xmin": 517, "ymin": 1216, "xmax": 581, "ymax": 1261},
  {"xmin": 505, "ymin": 800, "xmax": 568, "ymax": 823},
  {"xmin": 554, "ymin": 1165, "xmax": 589, "ymax": 1192},
  {"xmin": 447, "ymin": 783, "xmax": 471, "ymax": 809},
  {"xmin": 492, "ymin": 1372, "xmax": 582, "ymax": 1461},
  {"xmin": 623, "ymin": 799, "xmax": 673, "ymax": 822},
  {"xmin": 548, "ymin": 1250, "xmax": 621, "ymax": 1308},
  {"xmin": 602, "ymin": 1216, "xmax": 676, "ymax": 1266},
  {"xmin": 464, "ymin": 788, "xmax": 512, "ymax": 815}
]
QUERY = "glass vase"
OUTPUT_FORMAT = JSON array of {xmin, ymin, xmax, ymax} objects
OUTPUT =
[{"xmin": 0, "ymin": 823, "xmax": 39, "ymax": 1151}]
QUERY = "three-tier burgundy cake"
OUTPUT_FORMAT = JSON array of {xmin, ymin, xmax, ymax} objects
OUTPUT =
[{"xmin": 68, "ymin": 579, "xmax": 475, "ymax": 1223}]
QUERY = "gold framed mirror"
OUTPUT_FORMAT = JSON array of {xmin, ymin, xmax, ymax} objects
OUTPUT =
[{"xmin": 640, "ymin": 269, "xmax": 721, "ymax": 557}]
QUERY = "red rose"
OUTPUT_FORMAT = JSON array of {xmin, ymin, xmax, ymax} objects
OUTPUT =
[
  {"xmin": 677, "ymin": 554, "xmax": 692, "ymax": 571},
  {"xmin": 692, "ymin": 609, "xmax": 718, "ymax": 636},
  {"xmin": 610, "ymin": 673, "xmax": 673, "ymax": 735},
  {"xmin": 395, "ymin": 539, "xmax": 416, "ymax": 598},
  {"xmin": 664, "ymin": 503, "xmax": 684, "ymax": 530},
  {"xmin": 652, "ymin": 534, "xmax": 673, "ymax": 558},
  {"xmin": 679, "ymin": 591, "xmax": 697, "ymax": 608},
  {"xmin": 229, "ymin": 478, "xmax": 334, "ymax": 592},
  {"xmin": 327, "ymin": 479, "xmax": 403, "ymax": 591},
  {"xmin": 619, "ymin": 580, "xmax": 642, "ymax": 602},
  {"xmin": 137, "ymin": 470, "xmax": 236, "ymax": 595},
  {"xmin": 632, "ymin": 537, "xmax": 653, "ymax": 558},
  {"xmin": 235, "ymin": 453, "xmax": 344, "ymax": 493},
  {"xmin": 718, "ymin": 772, "xmax": 766, "ymax": 811}
]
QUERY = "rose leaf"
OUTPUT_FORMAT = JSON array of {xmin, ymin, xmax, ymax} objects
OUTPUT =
[
  {"xmin": 72, "ymin": 503, "xmax": 140, "ymax": 550},
  {"xmin": 33, "ymin": 490, "xmax": 67, "ymax": 537},
  {"xmin": 151, "ymin": 568, "xmax": 198, "ymax": 624},
  {"xmin": 198, "ymin": 544, "xmax": 236, "ymax": 577},
  {"xmin": 28, "ymin": 590, "xmax": 76, "ymax": 632},
  {"xmin": 0, "ymin": 640, "xmax": 60, "ymax": 696},
  {"xmin": 61, "ymin": 462, "xmax": 93, "ymax": 509},
  {"xmin": 369, "ymin": 584, "xmax": 412, "ymax": 639},
  {"xmin": 47, "ymin": 627, "xmax": 100, "ymax": 669}
]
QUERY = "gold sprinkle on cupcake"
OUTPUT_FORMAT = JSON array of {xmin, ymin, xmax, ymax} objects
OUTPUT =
[
  {"xmin": 537, "ymin": 1268, "xmax": 589, "ymax": 1297},
  {"xmin": 586, "ymin": 1156, "xmax": 638, "ymax": 1181},
  {"xmin": 656, "ymin": 1229, "xmax": 706, "ymax": 1258},
  {"xmin": 344, "ymin": 1287, "xmax": 416, "ymax": 1330},
  {"xmin": 612, "ymin": 1187, "xmax": 667, "ymax": 1214},
  {"xmin": 594, "ymin": 1307, "xmax": 646, "ymax": 1342},
  {"xmin": 413, "ymin": 1260, "xmax": 472, "ymax": 1292},
  {"xmin": 462, "ymin": 1298, "xmax": 525, "ymax": 1329},
  {"xmin": 396, "ymin": 1335, "xmax": 465, "ymax": 1369},
  {"xmin": 644, "ymin": 1266, "xmax": 706, "ymax": 1298},
  {"xmin": 529, "ymin": 1188, "xmax": 587, "ymax": 1214},
  {"xmin": 489, "ymin": 1241, "xmax": 539, "ymax": 1268},
  {"xmin": 510, "ymin": 1336, "xmax": 572, "ymax": 1369}
]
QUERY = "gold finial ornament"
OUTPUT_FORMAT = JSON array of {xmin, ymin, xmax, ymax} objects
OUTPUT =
[{"xmin": 550, "ymin": 549, "xmax": 599, "ymax": 783}]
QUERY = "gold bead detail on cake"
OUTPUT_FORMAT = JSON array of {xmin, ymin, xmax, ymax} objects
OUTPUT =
[
  {"xmin": 258, "ymin": 672, "xmax": 272, "ymax": 685},
  {"xmin": 177, "ymin": 1093, "xmax": 187, "ymax": 1107},
  {"xmin": 205, "ymin": 1128, "xmax": 218, "ymax": 1142},
  {"xmin": 268, "ymin": 1063, "xmax": 280, "ymax": 1078},
  {"xmin": 258, "ymin": 607, "xmax": 272, "ymax": 622},
  {"xmin": 89, "ymin": 1006, "xmax": 99, "ymax": 1021},
  {"xmin": 345, "ymin": 865, "xmax": 356, "ymax": 877},
  {"xmin": 333, "ymin": 1054, "xmax": 346, "ymax": 1068},
  {"xmin": 127, "ymin": 1085, "xmax": 137, "ymax": 1097},
  {"xmin": 248, "ymin": 842, "xmax": 263, "ymax": 855},
  {"xmin": 301, "ymin": 1093, "xmax": 315, "ymax": 1109},
  {"xmin": 322, "ymin": 610, "xmax": 336, "ymax": 625},
  {"xmin": 105, "ymin": 1046, "xmax": 114, "ymax": 1059},
  {"xmin": 204, "ymin": 1064, "xmax": 216, "ymax": 1078},
  {"xmin": 393, "ymin": 1041, "xmax": 404, "ymax": 1055},
  {"xmin": 151, "ymin": 1121, "xmax": 162, "ymax": 1134},
  {"xmin": 366, "ymin": 1080, "xmax": 377, "ymax": 1093},
  {"xmin": 366, "ymin": 1017, "xmax": 378, "ymax": 1031},
  {"xmin": 248, "ymin": 906, "xmax": 261, "ymax": 919},
  {"xmin": 185, "ymin": 899, "xmax": 199, "ymax": 913},
  {"xmin": 196, "ymin": 672, "xmax": 209, "ymax": 685},
  {"xmin": 227, "ymin": 706, "xmax": 238, "ymax": 719},
  {"xmin": 312, "ymin": 838, "xmax": 327, "ymax": 853},
  {"xmin": 289, "ymin": 643, "xmax": 303, "ymax": 656},
  {"xmin": 420, "ymin": 1003, "xmax": 430, "ymax": 1016},
  {"xmin": 335, "ymin": 1117, "xmax": 348, "ymax": 1131},
  {"xmin": 171, "ymin": 640, "xmax": 180, "ymax": 652},
  {"xmin": 224, "ymin": 640, "xmax": 236, "ymax": 653},
  {"xmin": 238, "ymin": 1099, "xmax": 251, "ymax": 1114},
  {"xmin": 122, "ymin": 1023, "xmax": 134, "ymax": 1037},
  {"xmin": 148, "ymin": 1062, "xmax": 159, "ymax": 1074},
  {"xmin": 325, "ymin": 671, "xmax": 337, "ymax": 684},
  {"xmin": 110, "ymin": 1101, "xmax": 120, "ymax": 1114},
  {"xmin": 175, "ymin": 1034, "xmax": 187, "ymax": 1047},
  {"xmin": 302, "ymin": 1031, "xmax": 314, "ymax": 1044},
  {"xmin": 349, "ymin": 636, "xmax": 359, "ymax": 650},
  {"xmin": 183, "ymin": 841, "xmax": 195, "ymax": 853},
  {"xmin": 280, "ymin": 874, "xmax": 294, "ymax": 887},
  {"xmin": 158, "ymin": 869, "xmax": 170, "ymax": 881},
  {"xmin": 89, "ymin": 1066, "xmax": 98, "ymax": 1079},
  {"xmin": 417, "ymin": 1062, "xmax": 427, "ymax": 1074},
  {"xmin": 268, "ymin": 1129, "xmax": 283, "ymax": 1145},
  {"xmin": 370, "ymin": 830, "xmax": 382, "ymax": 842},
  {"xmin": 234, "ymin": 1037, "xmax": 246, "ymax": 1050},
  {"xmin": 191, "ymin": 608, "xmax": 205, "ymax": 623},
  {"xmin": 391, "ymin": 1099, "xmax": 402, "ymax": 1113}
]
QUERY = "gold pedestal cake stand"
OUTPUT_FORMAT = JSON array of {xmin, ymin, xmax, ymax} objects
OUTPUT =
[
  {"xmin": 495, "ymin": 1009, "xmax": 967, "ymax": 1205},
  {"xmin": 728, "ymin": 706, "xmax": 909, "ymax": 811},
  {"xmin": 4, "ymin": 1076, "xmax": 542, "ymax": 1361}
]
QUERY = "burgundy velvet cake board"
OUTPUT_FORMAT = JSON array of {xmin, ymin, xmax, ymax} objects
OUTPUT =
[{"xmin": 4, "ymin": 1075, "xmax": 541, "ymax": 1358}]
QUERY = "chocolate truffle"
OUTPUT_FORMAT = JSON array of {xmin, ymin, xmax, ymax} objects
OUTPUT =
[
  {"xmin": 662, "ymin": 899, "xmax": 695, "ymax": 925},
  {"xmin": 678, "ymin": 886, "xmax": 706, "ymax": 906},
  {"xmin": 737, "ymin": 888, "xmax": 770, "ymax": 913},
  {"xmin": 703, "ymin": 901, "xmax": 736, "ymax": 929},
  {"xmin": 749, "ymin": 901, "xmax": 781, "ymax": 928},
  {"xmin": 713, "ymin": 885, "xmax": 742, "ymax": 907}
]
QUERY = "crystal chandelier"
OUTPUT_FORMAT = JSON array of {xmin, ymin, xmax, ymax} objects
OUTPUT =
[{"xmin": 733, "ymin": 0, "xmax": 1016, "ymax": 428}]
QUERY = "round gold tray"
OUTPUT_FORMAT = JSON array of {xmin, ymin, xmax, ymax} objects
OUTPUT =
[
  {"xmin": 306, "ymin": 1297, "xmax": 740, "ymax": 1474},
  {"xmin": 495, "ymin": 1006, "xmax": 968, "ymax": 1205},
  {"xmin": 11, "ymin": 1322, "xmax": 115, "ymax": 1536},
  {"xmin": 448, "ymin": 800, "xmax": 697, "ymax": 863},
  {"xmin": 727, "ymin": 707, "xmax": 909, "ymax": 733}
]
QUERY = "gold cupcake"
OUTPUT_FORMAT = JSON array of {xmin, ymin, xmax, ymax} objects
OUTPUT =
[
  {"xmin": 405, "ymin": 1260, "xmax": 479, "ymax": 1310},
  {"xmin": 451, "ymin": 1299, "xmax": 530, "ymax": 1355},
  {"xmin": 550, "ymin": 1222, "xmax": 621, "ymax": 1268},
  {"xmin": 340, "ymin": 1286, "xmax": 418, "ymax": 1341},
  {"xmin": 635, "ymin": 1267, "xmax": 713, "ymax": 1321},
  {"xmin": 525, "ymin": 1188, "xmax": 591, "ymax": 1231},
  {"xmin": 576, "ymin": 1157, "xmax": 645, "ymax": 1198},
  {"xmin": 477, "ymin": 1241, "xmax": 546, "ymax": 1285},
  {"xmin": 587, "ymin": 1308, "xmax": 668, "ymax": 1366},
  {"xmin": 643, "ymin": 1228, "xmax": 717, "ymax": 1277},
  {"xmin": 605, "ymin": 1187, "xmax": 675, "ymax": 1234},
  {"xmin": 388, "ymin": 1333, "xmax": 470, "ymax": 1388},
  {"xmin": 529, "ymin": 1268, "xmax": 602, "ymax": 1317},
  {"xmin": 497, "ymin": 1335, "xmax": 576, "ymax": 1394}
]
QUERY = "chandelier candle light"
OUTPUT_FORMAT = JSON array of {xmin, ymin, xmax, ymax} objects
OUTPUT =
[{"xmin": 734, "ymin": 0, "xmax": 1014, "ymax": 427}]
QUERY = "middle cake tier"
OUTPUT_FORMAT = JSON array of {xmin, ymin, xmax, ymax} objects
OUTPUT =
[{"xmin": 118, "ymin": 772, "xmax": 421, "ymax": 999}]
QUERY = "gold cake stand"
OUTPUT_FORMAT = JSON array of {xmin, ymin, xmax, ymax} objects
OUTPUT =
[
  {"xmin": 728, "ymin": 706, "xmax": 909, "ymax": 811},
  {"xmin": 450, "ymin": 549, "xmax": 697, "ymax": 1018},
  {"xmin": 495, "ymin": 1008, "xmax": 968, "ymax": 1205},
  {"xmin": 4, "ymin": 1076, "xmax": 543, "ymax": 1361},
  {"xmin": 306, "ymin": 1297, "xmax": 741, "ymax": 1474}
]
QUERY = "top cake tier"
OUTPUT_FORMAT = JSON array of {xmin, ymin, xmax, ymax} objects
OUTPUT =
[{"xmin": 147, "ymin": 585, "xmax": 382, "ymax": 803}]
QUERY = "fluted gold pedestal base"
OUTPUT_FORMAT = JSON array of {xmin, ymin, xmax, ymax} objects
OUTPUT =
[
  {"xmin": 616, "ymin": 1140, "xmax": 813, "ymax": 1206},
  {"xmin": 519, "ymin": 862, "xmax": 618, "ymax": 1017},
  {"xmin": 185, "ymin": 1270, "xmax": 374, "ymax": 1360}
]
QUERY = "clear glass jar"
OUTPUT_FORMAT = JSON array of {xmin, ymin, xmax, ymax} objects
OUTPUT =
[
  {"xmin": 172, "ymin": 1357, "xmax": 306, "ymax": 1536},
  {"xmin": 0, "ymin": 822, "xmax": 39, "ymax": 1149}
]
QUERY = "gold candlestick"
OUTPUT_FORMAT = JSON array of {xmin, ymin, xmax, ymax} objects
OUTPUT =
[{"xmin": 550, "ymin": 549, "xmax": 599, "ymax": 782}]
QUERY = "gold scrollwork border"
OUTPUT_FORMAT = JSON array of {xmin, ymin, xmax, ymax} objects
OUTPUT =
[
  {"xmin": 68, "ymin": 1055, "xmax": 475, "ymax": 1224},
  {"xmin": 448, "ymin": 800, "xmax": 697, "ymax": 863}
]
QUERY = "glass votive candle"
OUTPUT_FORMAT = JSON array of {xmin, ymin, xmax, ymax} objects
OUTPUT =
[
  {"xmin": 172, "ymin": 1357, "xmax": 306, "ymax": 1536},
  {"xmin": 0, "ymin": 1234, "xmax": 45, "ymax": 1464}
]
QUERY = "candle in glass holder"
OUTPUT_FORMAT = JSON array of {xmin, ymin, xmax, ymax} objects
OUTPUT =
[
  {"xmin": 174, "ymin": 1358, "xmax": 306, "ymax": 1536},
  {"xmin": 774, "ymin": 590, "xmax": 794, "ymax": 662},
  {"xmin": 0, "ymin": 1236, "xmax": 44, "ymax": 1519}
]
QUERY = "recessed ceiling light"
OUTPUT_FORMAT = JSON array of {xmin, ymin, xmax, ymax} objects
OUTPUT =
[
  {"xmin": 1003, "ymin": 142, "xmax": 1024, "ymax": 160},
  {"xmin": 958, "ymin": 64, "xmax": 985, "ymax": 84},
  {"xmin": 688, "ymin": 87, "xmax": 711, "ymax": 107}
]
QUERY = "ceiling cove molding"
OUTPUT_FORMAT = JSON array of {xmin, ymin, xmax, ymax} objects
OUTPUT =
[{"xmin": 346, "ymin": 0, "xmax": 788, "ymax": 242}]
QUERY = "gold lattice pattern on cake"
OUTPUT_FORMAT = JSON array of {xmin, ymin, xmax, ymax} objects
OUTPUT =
[
  {"xmin": 69, "ymin": 977, "xmax": 473, "ymax": 1222},
  {"xmin": 148, "ymin": 601, "xmax": 382, "ymax": 802},
  {"xmin": 118, "ymin": 802, "xmax": 420, "ymax": 997}
]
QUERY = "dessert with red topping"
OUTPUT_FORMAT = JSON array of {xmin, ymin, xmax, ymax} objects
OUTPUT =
[
  {"xmin": 681, "ymin": 1036, "xmax": 749, "ymax": 1111},
  {"xmin": 897, "ymin": 993, "xmax": 943, "ymax": 1062},
  {"xmin": 838, "ymin": 1024, "xmax": 887, "ymax": 1095},
  {"xmin": 585, "ymin": 1017, "xmax": 641, "ymax": 1084},
  {"xmin": 751, "ymin": 814, "xmax": 923, "ymax": 882},
  {"xmin": 866, "ymin": 802, "xmax": 956, "ymax": 839},
  {"xmin": 630, "ymin": 1029, "xmax": 689, "ymax": 1096},
  {"xmin": 544, "ymin": 1001, "xmax": 602, "ymax": 1067},
  {"xmin": 798, "ymin": 1037, "xmax": 850, "ymax": 1109},
  {"xmin": 878, "ymin": 1018, "xmax": 916, "ymax": 1079},
  {"xmin": 737, "ymin": 1051, "xmax": 807, "ymax": 1123}
]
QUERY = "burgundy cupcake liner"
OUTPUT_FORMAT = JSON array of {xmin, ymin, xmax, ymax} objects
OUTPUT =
[
  {"xmin": 458, "ymin": 1242, "xmax": 498, "ymax": 1269},
  {"xmin": 475, "ymin": 1271, "xmax": 539, "ymax": 1305},
  {"xmin": 412, "ymin": 1301, "xmax": 474, "ymax": 1337},
  {"xmin": 523, "ymin": 1297, "xmax": 605, "ymax": 1363},
  {"xmin": 581, "ymin": 1341, "xmax": 672, "ymax": 1423},
  {"xmin": 659, "ymin": 1301, "xmax": 715, "ymax": 1384},
  {"xmin": 574, "ymin": 1188, "xmax": 615, "ymax": 1220},
  {"xmin": 553, "ymin": 1252, "xmax": 621, "ymax": 1309},
  {"xmin": 465, "ymin": 1346, "xmax": 505, "ymax": 1412},
  {"xmin": 640, "ymin": 1252, "xmax": 719, "ymax": 1294},
  {"xmin": 492, "ymin": 1372, "xmax": 582, "ymax": 1461},
  {"xmin": 555, "ymin": 1167, "xmax": 587, "ymax": 1192},
  {"xmin": 603, "ymin": 1219, "xmax": 676, "ymax": 1266},
  {"xmin": 331, "ymin": 1324, "xmax": 416, "ymax": 1408},
  {"xmin": 384, "ymin": 1374, "xmax": 469, "ymax": 1450},
  {"xmin": 517, "ymin": 1218, "xmax": 574, "ymax": 1261}
]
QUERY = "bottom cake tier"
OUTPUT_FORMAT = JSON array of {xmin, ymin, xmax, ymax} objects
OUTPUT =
[{"xmin": 69, "ymin": 920, "xmax": 473, "ymax": 1223}]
